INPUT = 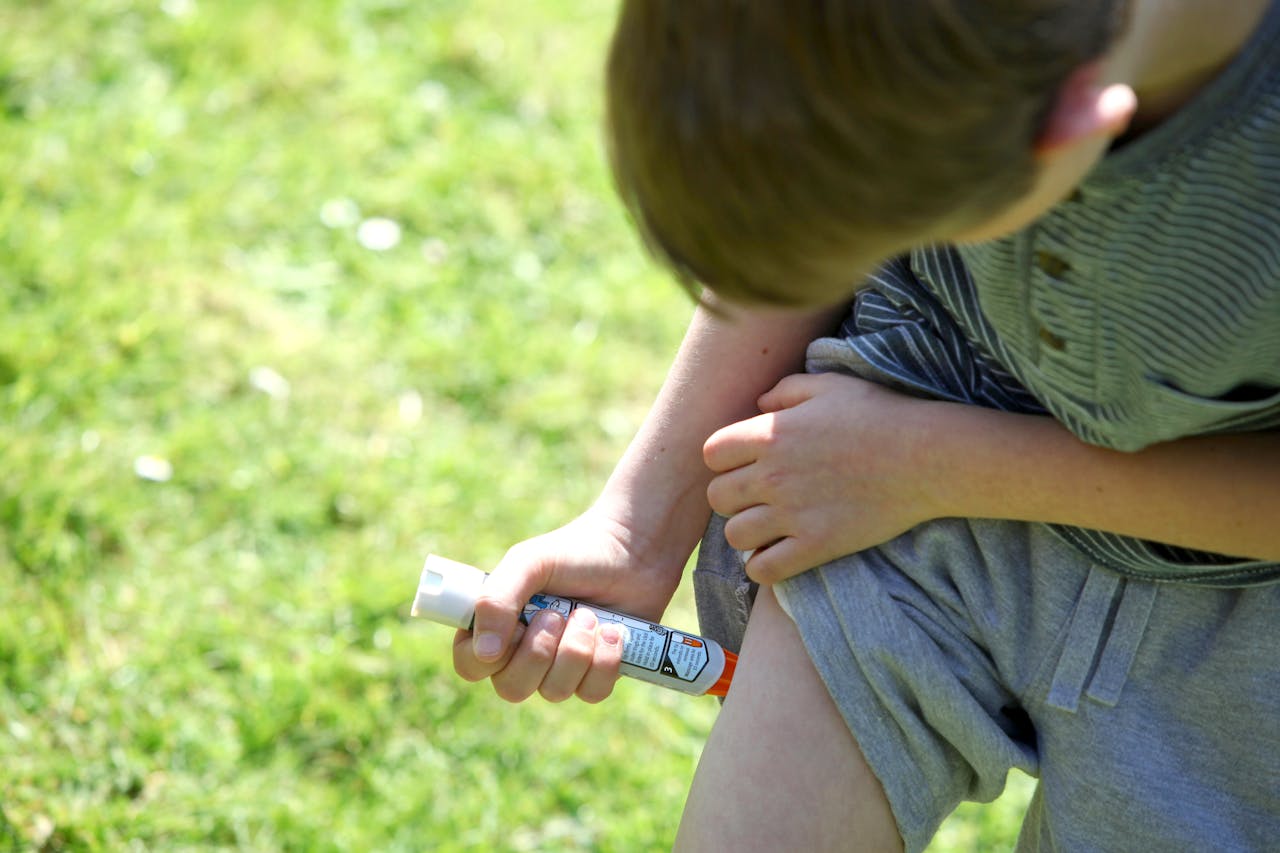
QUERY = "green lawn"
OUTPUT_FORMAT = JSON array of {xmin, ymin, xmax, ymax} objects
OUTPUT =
[{"xmin": 0, "ymin": 1, "xmax": 1030, "ymax": 849}]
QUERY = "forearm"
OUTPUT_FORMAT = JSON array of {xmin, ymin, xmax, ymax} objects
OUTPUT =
[
  {"xmin": 597, "ymin": 297, "xmax": 848, "ymax": 567},
  {"xmin": 935, "ymin": 406, "xmax": 1280, "ymax": 561}
]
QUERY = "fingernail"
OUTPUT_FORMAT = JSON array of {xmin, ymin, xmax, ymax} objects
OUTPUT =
[
  {"xmin": 474, "ymin": 633, "xmax": 503, "ymax": 660},
  {"xmin": 571, "ymin": 607, "xmax": 597, "ymax": 629},
  {"xmin": 536, "ymin": 609, "xmax": 566, "ymax": 636},
  {"xmin": 600, "ymin": 624, "xmax": 623, "ymax": 646}
]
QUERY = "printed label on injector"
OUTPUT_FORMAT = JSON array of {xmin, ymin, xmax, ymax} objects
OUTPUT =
[
  {"xmin": 526, "ymin": 594, "xmax": 672, "ymax": 675},
  {"xmin": 661, "ymin": 633, "xmax": 710, "ymax": 682}
]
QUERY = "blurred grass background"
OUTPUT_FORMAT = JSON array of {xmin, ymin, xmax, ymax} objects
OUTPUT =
[{"xmin": 0, "ymin": 1, "xmax": 1032, "ymax": 849}]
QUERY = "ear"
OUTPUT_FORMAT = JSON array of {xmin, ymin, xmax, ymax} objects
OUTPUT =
[{"xmin": 1034, "ymin": 62, "xmax": 1137, "ymax": 157}]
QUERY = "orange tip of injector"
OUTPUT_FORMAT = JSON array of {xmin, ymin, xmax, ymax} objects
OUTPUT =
[{"xmin": 707, "ymin": 650, "xmax": 737, "ymax": 697}]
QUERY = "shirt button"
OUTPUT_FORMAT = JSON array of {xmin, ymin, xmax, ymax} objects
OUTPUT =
[
  {"xmin": 1034, "ymin": 250, "xmax": 1071, "ymax": 278},
  {"xmin": 1038, "ymin": 326, "xmax": 1067, "ymax": 351}
]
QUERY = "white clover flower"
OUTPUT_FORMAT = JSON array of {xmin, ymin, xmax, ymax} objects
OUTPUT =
[
  {"xmin": 357, "ymin": 217, "xmax": 402, "ymax": 251},
  {"xmin": 161, "ymin": 0, "xmax": 196, "ymax": 19},
  {"xmin": 416, "ymin": 80, "xmax": 451, "ymax": 115},
  {"xmin": 512, "ymin": 251, "xmax": 543, "ymax": 282},
  {"xmin": 134, "ymin": 456, "xmax": 173, "ymax": 482},
  {"xmin": 249, "ymin": 366, "xmax": 291, "ymax": 399},
  {"xmin": 398, "ymin": 390, "xmax": 423, "ymax": 425}
]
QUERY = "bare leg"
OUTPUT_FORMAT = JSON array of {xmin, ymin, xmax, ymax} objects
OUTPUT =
[{"xmin": 675, "ymin": 585, "xmax": 903, "ymax": 852}]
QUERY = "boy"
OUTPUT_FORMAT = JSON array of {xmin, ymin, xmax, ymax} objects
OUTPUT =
[{"xmin": 454, "ymin": 1, "xmax": 1280, "ymax": 849}]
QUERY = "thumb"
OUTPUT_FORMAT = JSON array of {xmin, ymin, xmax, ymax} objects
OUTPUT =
[
  {"xmin": 758, "ymin": 373, "xmax": 817, "ymax": 413},
  {"xmin": 470, "ymin": 547, "xmax": 553, "ymax": 662}
]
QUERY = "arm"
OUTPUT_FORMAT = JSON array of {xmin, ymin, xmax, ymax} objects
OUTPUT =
[
  {"xmin": 593, "ymin": 297, "xmax": 851, "ymax": 577},
  {"xmin": 453, "ymin": 297, "xmax": 848, "ymax": 702},
  {"xmin": 940, "ymin": 404, "xmax": 1280, "ymax": 561},
  {"xmin": 704, "ymin": 373, "xmax": 1280, "ymax": 584}
]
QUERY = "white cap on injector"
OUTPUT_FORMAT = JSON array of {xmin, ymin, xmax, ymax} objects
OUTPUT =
[{"xmin": 410, "ymin": 555, "xmax": 488, "ymax": 629}]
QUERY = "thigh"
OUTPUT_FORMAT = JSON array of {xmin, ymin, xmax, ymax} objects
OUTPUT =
[{"xmin": 675, "ymin": 585, "xmax": 903, "ymax": 853}]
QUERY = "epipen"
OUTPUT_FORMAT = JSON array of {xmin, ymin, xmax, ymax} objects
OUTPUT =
[{"xmin": 410, "ymin": 555, "xmax": 736, "ymax": 697}]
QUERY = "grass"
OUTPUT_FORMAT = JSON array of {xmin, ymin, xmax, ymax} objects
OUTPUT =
[{"xmin": 0, "ymin": 1, "xmax": 1031, "ymax": 849}]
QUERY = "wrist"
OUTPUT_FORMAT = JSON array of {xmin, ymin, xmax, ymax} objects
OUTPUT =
[{"xmin": 587, "ymin": 486, "xmax": 710, "ymax": 572}]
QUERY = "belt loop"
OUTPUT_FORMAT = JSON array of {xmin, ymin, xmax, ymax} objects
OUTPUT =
[
  {"xmin": 1047, "ymin": 566, "xmax": 1121, "ymax": 713},
  {"xmin": 1085, "ymin": 580, "xmax": 1158, "ymax": 707}
]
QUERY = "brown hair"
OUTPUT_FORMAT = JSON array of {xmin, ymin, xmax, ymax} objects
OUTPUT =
[{"xmin": 606, "ymin": 1, "xmax": 1130, "ymax": 306}]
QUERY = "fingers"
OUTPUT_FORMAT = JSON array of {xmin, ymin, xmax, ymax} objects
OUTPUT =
[
  {"xmin": 449, "ymin": 536, "xmax": 628, "ymax": 704},
  {"xmin": 453, "ymin": 621, "xmax": 525, "ymax": 682},
  {"xmin": 756, "ymin": 373, "xmax": 819, "ymax": 413},
  {"xmin": 537, "ymin": 608, "xmax": 624, "ymax": 703},
  {"xmin": 721, "ymin": 504, "xmax": 829, "ymax": 584},
  {"xmin": 485, "ymin": 607, "xmax": 624, "ymax": 704},
  {"xmin": 743, "ymin": 537, "xmax": 812, "ymax": 585},
  {"xmin": 706, "ymin": 465, "xmax": 762, "ymax": 517},
  {"xmin": 703, "ymin": 413, "xmax": 776, "ymax": 474},
  {"xmin": 575, "ymin": 619, "xmax": 625, "ymax": 703},
  {"xmin": 704, "ymin": 373, "xmax": 833, "ymax": 473},
  {"xmin": 490, "ymin": 608, "xmax": 567, "ymax": 702},
  {"xmin": 468, "ymin": 546, "xmax": 554, "ymax": 667},
  {"xmin": 722, "ymin": 504, "xmax": 787, "ymax": 553}
]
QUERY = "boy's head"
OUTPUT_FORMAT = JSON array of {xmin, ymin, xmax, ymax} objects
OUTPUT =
[{"xmin": 606, "ymin": 1, "xmax": 1133, "ymax": 307}]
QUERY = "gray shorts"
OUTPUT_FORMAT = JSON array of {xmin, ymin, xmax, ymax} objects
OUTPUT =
[{"xmin": 694, "ymin": 514, "xmax": 1280, "ymax": 852}]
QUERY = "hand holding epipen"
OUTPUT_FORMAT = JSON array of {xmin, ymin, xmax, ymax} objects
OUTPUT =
[{"xmin": 410, "ymin": 555, "xmax": 736, "ymax": 697}]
